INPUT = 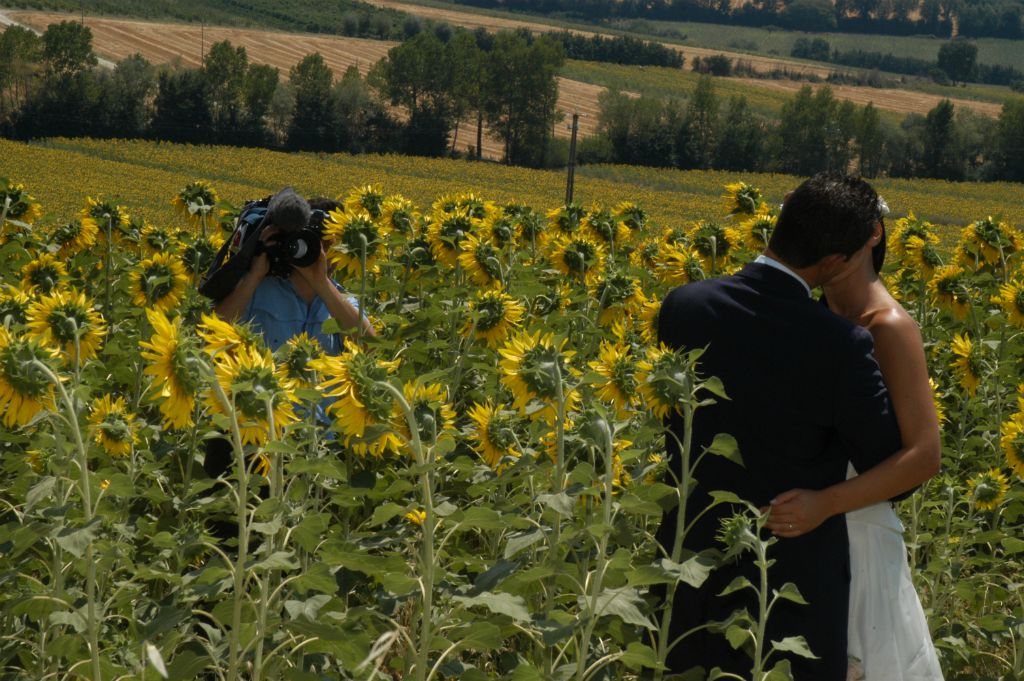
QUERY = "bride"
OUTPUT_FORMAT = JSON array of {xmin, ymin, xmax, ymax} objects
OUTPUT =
[{"xmin": 764, "ymin": 201, "xmax": 945, "ymax": 681}]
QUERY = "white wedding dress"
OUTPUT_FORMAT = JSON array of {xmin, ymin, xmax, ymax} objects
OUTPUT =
[{"xmin": 846, "ymin": 464, "xmax": 945, "ymax": 681}]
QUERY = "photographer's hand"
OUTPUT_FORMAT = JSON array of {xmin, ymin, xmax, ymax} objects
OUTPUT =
[
  {"xmin": 215, "ymin": 227, "xmax": 277, "ymax": 321},
  {"xmin": 296, "ymin": 247, "xmax": 376, "ymax": 338}
]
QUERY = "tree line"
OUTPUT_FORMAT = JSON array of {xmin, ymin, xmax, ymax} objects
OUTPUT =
[
  {"xmin": 0, "ymin": 21, "xmax": 567, "ymax": 167},
  {"xmin": 581, "ymin": 76, "xmax": 1024, "ymax": 183},
  {"xmin": 451, "ymin": 0, "xmax": 1023, "ymax": 40},
  {"xmin": 792, "ymin": 37, "xmax": 1024, "ymax": 88}
]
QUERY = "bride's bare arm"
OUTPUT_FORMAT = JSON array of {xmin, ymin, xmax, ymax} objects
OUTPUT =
[{"xmin": 765, "ymin": 308, "xmax": 941, "ymax": 537}]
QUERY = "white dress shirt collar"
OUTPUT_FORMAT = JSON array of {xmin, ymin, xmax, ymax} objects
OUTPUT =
[{"xmin": 753, "ymin": 254, "xmax": 812, "ymax": 298}]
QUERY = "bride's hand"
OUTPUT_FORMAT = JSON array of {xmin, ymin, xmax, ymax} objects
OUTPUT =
[{"xmin": 763, "ymin": 489, "xmax": 833, "ymax": 538}]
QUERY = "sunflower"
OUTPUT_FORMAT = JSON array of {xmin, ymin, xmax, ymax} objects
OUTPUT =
[
  {"xmin": 0, "ymin": 180, "xmax": 43, "ymax": 226},
  {"xmin": 88, "ymin": 395, "xmax": 137, "ymax": 457},
  {"xmin": 51, "ymin": 219, "xmax": 98, "ymax": 256},
  {"xmin": 453, "ymin": 192, "xmax": 497, "ymax": 221},
  {"xmin": 26, "ymin": 289, "xmax": 107, "ymax": 363},
  {"xmin": 498, "ymin": 331, "xmax": 579, "ymax": 424},
  {"xmin": 661, "ymin": 225, "xmax": 689, "ymax": 248},
  {"xmin": 180, "ymin": 233, "xmax": 222, "ymax": 280},
  {"xmin": 613, "ymin": 201, "xmax": 647, "ymax": 232},
  {"xmin": 888, "ymin": 213, "xmax": 939, "ymax": 260},
  {"xmin": 902, "ymin": 235, "xmax": 943, "ymax": 279},
  {"xmin": 0, "ymin": 327, "xmax": 57, "ymax": 428},
  {"xmin": 965, "ymin": 468, "xmax": 1010, "ymax": 512},
  {"xmin": 548, "ymin": 235, "xmax": 605, "ymax": 286},
  {"xmin": 395, "ymin": 231, "xmax": 435, "ymax": 278},
  {"xmin": 950, "ymin": 333, "xmax": 984, "ymax": 397},
  {"xmin": 722, "ymin": 182, "xmax": 762, "ymax": 216},
  {"xmin": 205, "ymin": 344, "xmax": 298, "ymax": 446},
  {"xmin": 427, "ymin": 207, "xmax": 478, "ymax": 269},
  {"xmin": 930, "ymin": 378, "xmax": 946, "ymax": 425},
  {"xmin": 276, "ymin": 332, "xmax": 324, "ymax": 390},
  {"xmin": 197, "ymin": 312, "xmax": 263, "ymax": 361},
  {"xmin": 140, "ymin": 309, "xmax": 202, "ymax": 430},
  {"xmin": 656, "ymin": 244, "xmax": 706, "ymax": 286},
  {"xmin": 130, "ymin": 253, "xmax": 188, "ymax": 313},
  {"xmin": 638, "ymin": 298, "xmax": 661, "ymax": 346},
  {"xmin": 343, "ymin": 184, "xmax": 386, "ymax": 220},
  {"xmin": 927, "ymin": 265, "xmax": 972, "ymax": 319},
  {"xmin": 514, "ymin": 209, "xmax": 545, "ymax": 249},
  {"xmin": 465, "ymin": 288, "xmax": 525, "ymax": 347},
  {"xmin": 324, "ymin": 208, "xmax": 389, "ymax": 279},
  {"xmin": 404, "ymin": 509, "xmax": 426, "ymax": 526},
  {"xmin": 739, "ymin": 207, "xmax": 776, "ymax": 251},
  {"xmin": 311, "ymin": 341, "xmax": 402, "ymax": 457},
  {"xmin": 380, "ymin": 195, "xmax": 418, "ymax": 234},
  {"xmin": 630, "ymin": 239, "xmax": 663, "ymax": 271},
  {"xmin": 1000, "ymin": 416, "xmax": 1024, "ymax": 479},
  {"xmin": 172, "ymin": 180, "xmax": 219, "ymax": 219},
  {"xmin": 80, "ymin": 196, "xmax": 130, "ymax": 243},
  {"xmin": 993, "ymin": 280, "xmax": 1024, "ymax": 327},
  {"xmin": 431, "ymin": 193, "xmax": 461, "ymax": 215},
  {"xmin": 957, "ymin": 217, "xmax": 1024, "ymax": 269},
  {"xmin": 686, "ymin": 221, "xmax": 741, "ymax": 274},
  {"xmin": 396, "ymin": 382, "xmax": 456, "ymax": 450},
  {"xmin": 458, "ymin": 232, "xmax": 504, "ymax": 288},
  {"xmin": 20, "ymin": 253, "xmax": 67, "ymax": 293},
  {"xmin": 592, "ymin": 272, "xmax": 646, "ymax": 326},
  {"xmin": 466, "ymin": 401, "xmax": 521, "ymax": 468},
  {"xmin": 139, "ymin": 223, "xmax": 181, "ymax": 256},
  {"xmin": 532, "ymin": 282, "xmax": 573, "ymax": 317},
  {"xmin": 636, "ymin": 344, "xmax": 697, "ymax": 419},
  {"xmin": 546, "ymin": 203, "xmax": 586, "ymax": 239},
  {"xmin": 483, "ymin": 214, "xmax": 517, "ymax": 250},
  {"xmin": 0, "ymin": 285, "xmax": 31, "ymax": 326},
  {"xmin": 588, "ymin": 341, "xmax": 639, "ymax": 418},
  {"xmin": 584, "ymin": 205, "xmax": 630, "ymax": 250}
]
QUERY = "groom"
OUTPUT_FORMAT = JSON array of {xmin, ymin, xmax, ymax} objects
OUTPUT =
[{"xmin": 655, "ymin": 172, "xmax": 902, "ymax": 680}]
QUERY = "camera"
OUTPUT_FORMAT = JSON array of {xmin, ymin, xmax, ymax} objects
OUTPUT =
[{"xmin": 260, "ymin": 210, "xmax": 328, "ymax": 278}]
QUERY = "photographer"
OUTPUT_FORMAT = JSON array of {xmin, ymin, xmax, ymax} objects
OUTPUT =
[{"xmin": 212, "ymin": 190, "xmax": 375, "ymax": 348}]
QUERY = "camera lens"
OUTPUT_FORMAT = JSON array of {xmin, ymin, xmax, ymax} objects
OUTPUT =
[{"xmin": 288, "ymin": 228, "xmax": 322, "ymax": 267}]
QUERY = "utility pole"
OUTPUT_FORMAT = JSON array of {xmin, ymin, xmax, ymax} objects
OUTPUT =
[
  {"xmin": 201, "ymin": 21, "xmax": 205, "ymax": 65},
  {"xmin": 565, "ymin": 112, "xmax": 579, "ymax": 205}
]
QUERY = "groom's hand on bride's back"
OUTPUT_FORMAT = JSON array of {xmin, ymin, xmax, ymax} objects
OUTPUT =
[{"xmin": 762, "ymin": 488, "xmax": 833, "ymax": 538}]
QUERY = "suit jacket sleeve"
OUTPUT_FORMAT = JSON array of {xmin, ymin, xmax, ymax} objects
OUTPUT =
[{"xmin": 835, "ymin": 327, "xmax": 903, "ymax": 475}]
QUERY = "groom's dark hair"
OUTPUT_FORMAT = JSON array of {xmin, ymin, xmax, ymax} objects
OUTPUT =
[{"xmin": 769, "ymin": 172, "xmax": 882, "ymax": 268}]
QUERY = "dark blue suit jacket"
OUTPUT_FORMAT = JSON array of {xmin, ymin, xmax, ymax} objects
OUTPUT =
[{"xmin": 656, "ymin": 262, "xmax": 902, "ymax": 680}]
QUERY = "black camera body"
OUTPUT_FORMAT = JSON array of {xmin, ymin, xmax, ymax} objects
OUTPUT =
[
  {"xmin": 259, "ymin": 212, "xmax": 327, "ymax": 279},
  {"xmin": 200, "ymin": 188, "xmax": 328, "ymax": 302}
]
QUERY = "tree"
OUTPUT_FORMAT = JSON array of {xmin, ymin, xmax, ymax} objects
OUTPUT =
[
  {"xmin": 855, "ymin": 102, "xmax": 885, "ymax": 177},
  {"xmin": 0, "ymin": 26, "xmax": 42, "ymax": 123},
  {"xmin": 782, "ymin": 0, "xmax": 838, "ymax": 30},
  {"xmin": 202, "ymin": 40, "xmax": 248, "ymax": 138},
  {"xmin": 921, "ymin": 99, "xmax": 963, "ymax": 179},
  {"xmin": 96, "ymin": 54, "xmax": 154, "ymax": 138},
  {"xmin": 992, "ymin": 99, "xmax": 1024, "ymax": 181},
  {"xmin": 597, "ymin": 90, "xmax": 678, "ymax": 167},
  {"xmin": 937, "ymin": 40, "xmax": 978, "ymax": 84},
  {"xmin": 677, "ymin": 75, "xmax": 718, "ymax": 169},
  {"xmin": 482, "ymin": 32, "xmax": 564, "ymax": 167},
  {"xmin": 446, "ymin": 30, "xmax": 486, "ymax": 157},
  {"xmin": 713, "ymin": 95, "xmax": 766, "ymax": 172},
  {"xmin": 149, "ymin": 68, "xmax": 212, "ymax": 144},
  {"xmin": 333, "ymin": 65, "xmax": 397, "ymax": 153},
  {"xmin": 287, "ymin": 53, "xmax": 336, "ymax": 151},
  {"xmin": 241, "ymin": 63, "xmax": 279, "ymax": 146},
  {"xmin": 41, "ymin": 21, "xmax": 96, "ymax": 79},
  {"xmin": 369, "ymin": 32, "xmax": 454, "ymax": 156},
  {"xmin": 773, "ymin": 85, "xmax": 833, "ymax": 175}
]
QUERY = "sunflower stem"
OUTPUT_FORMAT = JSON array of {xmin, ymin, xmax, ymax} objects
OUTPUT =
[
  {"xmin": 209, "ymin": 377, "xmax": 251, "ymax": 681},
  {"xmin": 253, "ymin": 396, "xmax": 281, "ymax": 681},
  {"xmin": 358, "ymin": 233, "xmax": 369, "ymax": 342},
  {"xmin": 376, "ymin": 381, "xmax": 433, "ymax": 681},
  {"xmin": 653, "ymin": 395, "xmax": 695, "ymax": 681},
  {"xmin": 33, "ymin": 360, "xmax": 102, "ymax": 681},
  {"xmin": 104, "ymin": 214, "xmax": 113, "ymax": 314},
  {"xmin": 575, "ymin": 419, "xmax": 615, "ymax": 681}
]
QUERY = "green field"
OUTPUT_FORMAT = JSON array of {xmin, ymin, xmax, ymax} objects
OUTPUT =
[{"xmin": 4, "ymin": 138, "xmax": 1023, "ymax": 237}]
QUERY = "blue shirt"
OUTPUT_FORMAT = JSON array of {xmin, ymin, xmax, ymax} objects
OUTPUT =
[
  {"xmin": 243, "ymin": 276, "xmax": 351, "ymax": 354},
  {"xmin": 242, "ymin": 276, "xmax": 359, "ymax": 424}
]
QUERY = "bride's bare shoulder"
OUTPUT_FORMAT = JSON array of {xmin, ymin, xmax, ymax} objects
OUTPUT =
[{"xmin": 864, "ymin": 302, "xmax": 921, "ymax": 349}]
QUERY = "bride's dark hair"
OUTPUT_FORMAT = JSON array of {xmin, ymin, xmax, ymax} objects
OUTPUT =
[{"xmin": 871, "ymin": 218, "xmax": 886, "ymax": 275}]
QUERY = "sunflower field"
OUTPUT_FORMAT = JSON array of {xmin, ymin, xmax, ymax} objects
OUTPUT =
[{"xmin": 0, "ymin": 175, "xmax": 1022, "ymax": 681}]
